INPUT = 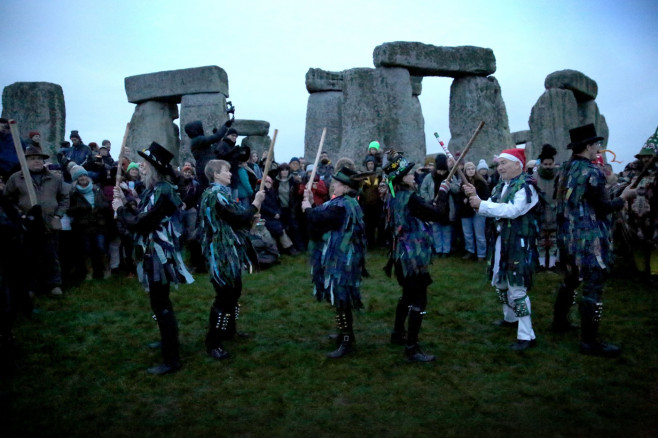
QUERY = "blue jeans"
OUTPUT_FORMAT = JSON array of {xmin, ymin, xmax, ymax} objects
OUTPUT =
[
  {"xmin": 431, "ymin": 223, "xmax": 452, "ymax": 254},
  {"xmin": 461, "ymin": 214, "xmax": 487, "ymax": 258}
]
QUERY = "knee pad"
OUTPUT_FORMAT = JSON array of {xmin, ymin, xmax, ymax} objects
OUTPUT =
[{"xmin": 512, "ymin": 295, "xmax": 530, "ymax": 317}]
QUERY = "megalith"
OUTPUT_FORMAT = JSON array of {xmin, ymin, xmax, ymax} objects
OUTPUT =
[
  {"xmin": 242, "ymin": 136, "xmax": 272, "ymax": 156},
  {"xmin": 528, "ymin": 70, "xmax": 605, "ymax": 164},
  {"xmin": 448, "ymin": 76, "xmax": 512, "ymax": 162},
  {"xmin": 373, "ymin": 42, "xmax": 496, "ymax": 77},
  {"xmin": 1, "ymin": 82, "xmax": 66, "ymax": 157},
  {"xmin": 528, "ymin": 88, "xmax": 579, "ymax": 165},
  {"xmin": 125, "ymin": 101, "xmax": 180, "ymax": 164},
  {"xmin": 125, "ymin": 66, "xmax": 229, "ymax": 104}
]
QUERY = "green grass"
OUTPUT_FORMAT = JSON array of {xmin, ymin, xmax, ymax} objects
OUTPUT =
[{"xmin": 2, "ymin": 249, "xmax": 657, "ymax": 437}]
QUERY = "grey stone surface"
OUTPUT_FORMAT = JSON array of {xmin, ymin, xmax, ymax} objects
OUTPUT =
[
  {"xmin": 341, "ymin": 67, "xmax": 425, "ymax": 165},
  {"xmin": 411, "ymin": 76, "xmax": 423, "ymax": 96},
  {"xmin": 124, "ymin": 101, "xmax": 181, "ymax": 164},
  {"xmin": 306, "ymin": 68, "xmax": 344, "ymax": 93},
  {"xmin": 545, "ymin": 69, "xmax": 598, "ymax": 102},
  {"xmin": 512, "ymin": 130, "xmax": 530, "ymax": 145},
  {"xmin": 528, "ymin": 88, "xmax": 579, "ymax": 165},
  {"xmin": 241, "ymin": 136, "xmax": 272, "ymax": 156},
  {"xmin": 304, "ymin": 91, "xmax": 343, "ymax": 162},
  {"xmin": 232, "ymin": 119, "xmax": 270, "ymax": 136},
  {"xmin": 373, "ymin": 42, "xmax": 496, "ymax": 77},
  {"xmin": 577, "ymin": 100, "xmax": 609, "ymax": 147},
  {"xmin": 179, "ymin": 93, "xmax": 229, "ymax": 165},
  {"xmin": 2, "ymin": 82, "xmax": 66, "ymax": 158},
  {"xmin": 125, "ymin": 66, "xmax": 229, "ymax": 104},
  {"xmin": 448, "ymin": 76, "xmax": 512, "ymax": 162}
]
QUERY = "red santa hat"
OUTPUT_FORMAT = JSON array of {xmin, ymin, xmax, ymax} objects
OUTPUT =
[{"xmin": 498, "ymin": 148, "xmax": 525, "ymax": 168}]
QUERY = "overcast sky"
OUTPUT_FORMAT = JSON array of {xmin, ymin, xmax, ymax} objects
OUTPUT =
[{"xmin": 1, "ymin": 0, "xmax": 656, "ymax": 171}]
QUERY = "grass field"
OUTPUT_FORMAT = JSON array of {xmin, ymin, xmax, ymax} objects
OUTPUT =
[{"xmin": 2, "ymin": 249, "xmax": 657, "ymax": 437}]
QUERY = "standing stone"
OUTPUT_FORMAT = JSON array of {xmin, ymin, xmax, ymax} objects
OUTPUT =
[
  {"xmin": 2, "ymin": 82, "xmax": 66, "ymax": 157},
  {"xmin": 528, "ymin": 88, "xmax": 579, "ymax": 165},
  {"xmin": 125, "ymin": 101, "xmax": 180, "ymax": 164},
  {"xmin": 306, "ymin": 68, "xmax": 344, "ymax": 93},
  {"xmin": 448, "ymin": 76, "xmax": 512, "ymax": 162},
  {"xmin": 577, "ymin": 100, "xmax": 609, "ymax": 148},
  {"xmin": 340, "ymin": 67, "xmax": 425, "ymax": 165},
  {"xmin": 411, "ymin": 76, "xmax": 423, "ymax": 96},
  {"xmin": 304, "ymin": 91, "xmax": 343, "ymax": 162},
  {"xmin": 373, "ymin": 42, "xmax": 496, "ymax": 77},
  {"xmin": 179, "ymin": 93, "xmax": 229, "ymax": 165},
  {"xmin": 242, "ymin": 136, "xmax": 272, "ymax": 156}
]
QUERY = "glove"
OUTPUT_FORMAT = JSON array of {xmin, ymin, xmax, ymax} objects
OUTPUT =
[{"xmin": 439, "ymin": 182, "xmax": 449, "ymax": 193}]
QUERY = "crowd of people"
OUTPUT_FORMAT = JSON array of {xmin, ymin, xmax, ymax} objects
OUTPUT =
[{"xmin": 1, "ymin": 114, "xmax": 656, "ymax": 375}]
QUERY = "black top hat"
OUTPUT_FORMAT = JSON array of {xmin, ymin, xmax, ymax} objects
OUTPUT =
[
  {"xmin": 567, "ymin": 124, "xmax": 604, "ymax": 150},
  {"xmin": 24, "ymin": 145, "xmax": 50, "ymax": 159},
  {"xmin": 138, "ymin": 142, "xmax": 175, "ymax": 177}
]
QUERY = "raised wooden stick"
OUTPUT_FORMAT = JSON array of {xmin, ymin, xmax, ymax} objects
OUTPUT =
[
  {"xmin": 305, "ymin": 127, "xmax": 326, "ymax": 201},
  {"xmin": 258, "ymin": 129, "xmax": 278, "ymax": 192},
  {"xmin": 115, "ymin": 122, "xmax": 131, "ymax": 188},
  {"xmin": 445, "ymin": 121, "xmax": 485, "ymax": 183},
  {"xmin": 9, "ymin": 120, "xmax": 37, "ymax": 206}
]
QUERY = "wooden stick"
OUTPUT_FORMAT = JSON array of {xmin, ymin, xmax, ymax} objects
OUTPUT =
[
  {"xmin": 445, "ymin": 121, "xmax": 485, "ymax": 183},
  {"xmin": 305, "ymin": 128, "xmax": 326, "ymax": 200},
  {"xmin": 9, "ymin": 120, "xmax": 38, "ymax": 207},
  {"xmin": 258, "ymin": 129, "xmax": 278, "ymax": 192},
  {"xmin": 115, "ymin": 122, "xmax": 130, "ymax": 188}
]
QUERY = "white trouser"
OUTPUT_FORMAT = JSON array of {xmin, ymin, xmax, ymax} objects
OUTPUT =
[{"xmin": 492, "ymin": 236, "xmax": 536, "ymax": 341}]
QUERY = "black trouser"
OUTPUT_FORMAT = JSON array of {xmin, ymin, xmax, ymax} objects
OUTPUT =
[
  {"xmin": 555, "ymin": 255, "xmax": 607, "ymax": 342},
  {"xmin": 206, "ymin": 277, "xmax": 242, "ymax": 351},
  {"xmin": 149, "ymin": 281, "xmax": 180, "ymax": 365},
  {"xmin": 394, "ymin": 266, "xmax": 431, "ymax": 346}
]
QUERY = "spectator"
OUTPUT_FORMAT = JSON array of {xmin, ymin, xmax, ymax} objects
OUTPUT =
[
  {"xmin": 419, "ymin": 154, "xmax": 453, "ymax": 256},
  {"xmin": 186, "ymin": 120, "xmax": 226, "ymax": 190},
  {"xmin": 359, "ymin": 155, "xmax": 383, "ymax": 248},
  {"xmin": 275, "ymin": 163, "xmax": 304, "ymax": 251},
  {"xmin": 316, "ymin": 151, "xmax": 334, "ymax": 185},
  {"xmin": 0, "ymin": 118, "xmax": 24, "ymax": 181},
  {"xmin": 4, "ymin": 145, "xmax": 69, "ymax": 296},
  {"xmin": 458, "ymin": 161, "xmax": 490, "ymax": 261},
  {"xmin": 260, "ymin": 176, "xmax": 298, "ymax": 255},
  {"xmin": 67, "ymin": 165, "xmax": 111, "ymax": 280}
]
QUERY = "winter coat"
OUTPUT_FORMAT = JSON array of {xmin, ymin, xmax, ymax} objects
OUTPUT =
[{"xmin": 67, "ymin": 183, "xmax": 111, "ymax": 235}]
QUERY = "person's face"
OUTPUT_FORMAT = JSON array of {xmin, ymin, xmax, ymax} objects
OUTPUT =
[
  {"xmin": 77, "ymin": 174, "xmax": 91, "ymax": 187},
  {"xmin": 27, "ymin": 155, "xmax": 45, "ymax": 172},
  {"xmin": 32, "ymin": 134, "xmax": 41, "ymax": 142},
  {"xmin": 128, "ymin": 168, "xmax": 139, "ymax": 179},
  {"xmin": 497, "ymin": 158, "xmax": 522, "ymax": 181},
  {"xmin": 264, "ymin": 179, "xmax": 272, "ymax": 189},
  {"xmin": 299, "ymin": 158, "xmax": 307, "ymax": 168},
  {"xmin": 216, "ymin": 165, "xmax": 231, "ymax": 186},
  {"xmin": 183, "ymin": 169, "xmax": 194, "ymax": 179},
  {"xmin": 71, "ymin": 137, "xmax": 80, "ymax": 145},
  {"xmin": 100, "ymin": 148, "xmax": 109, "ymax": 156},
  {"xmin": 366, "ymin": 161, "xmax": 375, "ymax": 171},
  {"xmin": 103, "ymin": 142, "xmax": 111, "ymax": 150},
  {"xmin": 464, "ymin": 164, "xmax": 476, "ymax": 177},
  {"xmin": 279, "ymin": 169, "xmax": 289, "ymax": 178},
  {"xmin": 478, "ymin": 168, "xmax": 489, "ymax": 177},
  {"xmin": 290, "ymin": 161, "xmax": 300, "ymax": 171},
  {"xmin": 227, "ymin": 133, "xmax": 238, "ymax": 142},
  {"xmin": 540, "ymin": 158, "xmax": 554, "ymax": 169},
  {"xmin": 368, "ymin": 148, "xmax": 377, "ymax": 155},
  {"xmin": 583, "ymin": 141, "xmax": 601, "ymax": 161},
  {"xmin": 402, "ymin": 172, "xmax": 416, "ymax": 188},
  {"xmin": 331, "ymin": 180, "xmax": 348, "ymax": 196},
  {"xmin": 640, "ymin": 155, "xmax": 652, "ymax": 166},
  {"xmin": 250, "ymin": 152, "xmax": 258, "ymax": 163},
  {"xmin": 139, "ymin": 162, "xmax": 148, "ymax": 177},
  {"xmin": 378, "ymin": 184, "xmax": 387, "ymax": 195},
  {"xmin": 0, "ymin": 122, "xmax": 9, "ymax": 135},
  {"xmin": 320, "ymin": 152, "xmax": 329, "ymax": 162}
]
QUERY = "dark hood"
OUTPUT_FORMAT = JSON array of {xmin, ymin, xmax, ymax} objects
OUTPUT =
[{"xmin": 184, "ymin": 121, "xmax": 204, "ymax": 139}]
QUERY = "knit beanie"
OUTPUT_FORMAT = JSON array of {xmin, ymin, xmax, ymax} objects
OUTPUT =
[
  {"xmin": 435, "ymin": 153, "xmax": 449, "ymax": 171},
  {"xmin": 70, "ymin": 130, "xmax": 81, "ymax": 140},
  {"xmin": 70, "ymin": 165, "xmax": 88, "ymax": 181},
  {"xmin": 477, "ymin": 159, "xmax": 488, "ymax": 171},
  {"xmin": 127, "ymin": 162, "xmax": 140, "ymax": 172}
]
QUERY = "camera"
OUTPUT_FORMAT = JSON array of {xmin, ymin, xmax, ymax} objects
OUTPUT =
[{"xmin": 226, "ymin": 101, "xmax": 235, "ymax": 118}]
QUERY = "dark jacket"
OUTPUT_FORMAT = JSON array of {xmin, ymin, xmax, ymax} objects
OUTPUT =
[
  {"xmin": 187, "ymin": 120, "xmax": 226, "ymax": 189},
  {"xmin": 67, "ymin": 184, "xmax": 111, "ymax": 235}
]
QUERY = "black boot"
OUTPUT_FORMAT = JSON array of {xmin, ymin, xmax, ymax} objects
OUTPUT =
[
  {"xmin": 148, "ymin": 309, "xmax": 182, "ymax": 375},
  {"xmin": 579, "ymin": 300, "xmax": 620, "ymax": 358},
  {"xmin": 405, "ymin": 307, "xmax": 435, "ymax": 362},
  {"xmin": 550, "ymin": 284, "xmax": 579, "ymax": 333},
  {"xmin": 226, "ymin": 302, "xmax": 250, "ymax": 340},
  {"xmin": 326, "ymin": 307, "xmax": 354, "ymax": 359},
  {"xmin": 390, "ymin": 298, "xmax": 409, "ymax": 345},
  {"xmin": 206, "ymin": 307, "xmax": 230, "ymax": 360}
]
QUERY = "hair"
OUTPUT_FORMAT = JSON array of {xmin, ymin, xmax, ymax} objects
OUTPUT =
[
  {"xmin": 102, "ymin": 139, "xmax": 111, "ymax": 146},
  {"xmin": 277, "ymin": 163, "xmax": 290, "ymax": 172},
  {"xmin": 205, "ymin": 159, "xmax": 230, "ymax": 182},
  {"xmin": 141, "ymin": 161, "xmax": 162, "ymax": 189}
]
